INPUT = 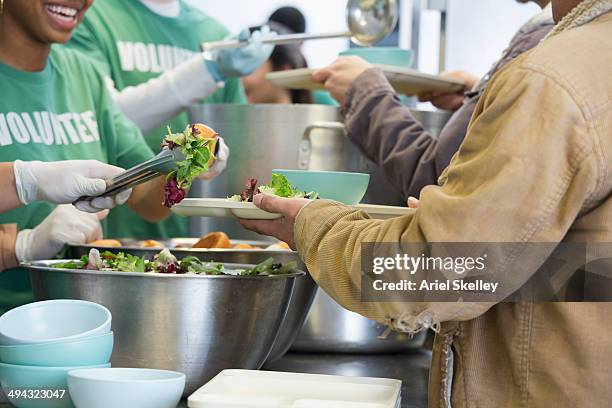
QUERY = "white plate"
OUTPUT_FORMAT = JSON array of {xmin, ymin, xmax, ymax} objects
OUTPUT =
[
  {"xmin": 171, "ymin": 198, "xmax": 281, "ymax": 220},
  {"xmin": 188, "ymin": 369, "xmax": 401, "ymax": 408},
  {"xmin": 267, "ymin": 68, "xmax": 324, "ymax": 91},
  {"xmin": 172, "ymin": 199, "xmax": 413, "ymax": 220},
  {"xmin": 267, "ymin": 65, "xmax": 465, "ymax": 96}
]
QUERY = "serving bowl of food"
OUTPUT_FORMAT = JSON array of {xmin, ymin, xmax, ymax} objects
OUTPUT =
[
  {"xmin": 272, "ymin": 169, "xmax": 370, "ymax": 205},
  {"xmin": 339, "ymin": 47, "xmax": 414, "ymax": 68},
  {"xmin": 25, "ymin": 249, "xmax": 304, "ymax": 396},
  {"xmin": 67, "ymin": 233, "xmax": 317, "ymax": 364}
]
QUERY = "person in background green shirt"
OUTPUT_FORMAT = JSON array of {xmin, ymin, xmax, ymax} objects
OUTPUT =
[
  {"xmin": 68, "ymin": 0, "xmax": 275, "ymax": 239},
  {"xmin": 0, "ymin": 0, "xmax": 220, "ymax": 312}
]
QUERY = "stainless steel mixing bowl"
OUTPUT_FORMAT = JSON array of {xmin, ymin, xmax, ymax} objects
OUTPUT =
[
  {"xmin": 26, "ymin": 260, "xmax": 303, "ymax": 396},
  {"xmin": 66, "ymin": 244, "xmax": 318, "ymax": 363}
]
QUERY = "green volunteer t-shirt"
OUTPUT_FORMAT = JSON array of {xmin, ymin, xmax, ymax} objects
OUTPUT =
[
  {"xmin": 0, "ymin": 46, "xmax": 154, "ymax": 313},
  {"xmin": 68, "ymin": 0, "xmax": 247, "ymax": 239}
]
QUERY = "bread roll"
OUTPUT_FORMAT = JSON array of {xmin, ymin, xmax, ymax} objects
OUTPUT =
[
  {"xmin": 193, "ymin": 231, "xmax": 231, "ymax": 249},
  {"xmin": 232, "ymin": 244, "xmax": 257, "ymax": 249},
  {"xmin": 89, "ymin": 239, "xmax": 122, "ymax": 248},
  {"xmin": 139, "ymin": 240, "xmax": 164, "ymax": 248},
  {"xmin": 266, "ymin": 241, "xmax": 291, "ymax": 251}
]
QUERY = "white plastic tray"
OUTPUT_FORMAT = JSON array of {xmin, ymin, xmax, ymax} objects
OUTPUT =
[{"xmin": 188, "ymin": 369, "xmax": 401, "ymax": 408}]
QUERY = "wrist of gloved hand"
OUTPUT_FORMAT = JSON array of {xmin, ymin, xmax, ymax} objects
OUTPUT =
[
  {"xmin": 15, "ymin": 229, "xmax": 38, "ymax": 264},
  {"xmin": 203, "ymin": 26, "xmax": 275, "ymax": 81},
  {"xmin": 13, "ymin": 160, "xmax": 44, "ymax": 205},
  {"xmin": 15, "ymin": 205, "xmax": 107, "ymax": 262}
]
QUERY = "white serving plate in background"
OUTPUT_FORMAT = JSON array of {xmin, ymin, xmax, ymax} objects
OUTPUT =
[{"xmin": 267, "ymin": 65, "xmax": 465, "ymax": 95}]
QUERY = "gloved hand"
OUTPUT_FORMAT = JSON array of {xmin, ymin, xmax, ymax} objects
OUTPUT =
[
  {"xmin": 205, "ymin": 26, "xmax": 276, "ymax": 81},
  {"xmin": 13, "ymin": 160, "xmax": 132, "ymax": 213},
  {"xmin": 198, "ymin": 136, "xmax": 230, "ymax": 180},
  {"xmin": 15, "ymin": 205, "xmax": 107, "ymax": 262}
]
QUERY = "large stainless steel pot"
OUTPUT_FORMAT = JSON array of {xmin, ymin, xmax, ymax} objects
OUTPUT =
[
  {"xmin": 67, "ymin": 244, "xmax": 317, "ymax": 363},
  {"xmin": 27, "ymin": 260, "xmax": 302, "ymax": 396},
  {"xmin": 188, "ymin": 104, "xmax": 452, "ymax": 239}
]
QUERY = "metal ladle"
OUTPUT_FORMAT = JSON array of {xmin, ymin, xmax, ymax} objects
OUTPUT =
[{"xmin": 201, "ymin": 0, "xmax": 398, "ymax": 52}]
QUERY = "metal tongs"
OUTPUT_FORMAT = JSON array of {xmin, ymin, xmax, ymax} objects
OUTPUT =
[{"xmin": 76, "ymin": 147, "xmax": 186, "ymax": 203}]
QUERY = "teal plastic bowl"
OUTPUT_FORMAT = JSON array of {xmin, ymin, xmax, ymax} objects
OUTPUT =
[
  {"xmin": 273, "ymin": 169, "xmax": 370, "ymax": 205},
  {"xmin": 340, "ymin": 47, "xmax": 413, "ymax": 68},
  {"xmin": 0, "ymin": 300, "xmax": 111, "ymax": 345},
  {"xmin": 0, "ymin": 332, "xmax": 113, "ymax": 367},
  {"xmin": 68, "ymin": 368, "xmax": 185, "ymax": 408},
  {"xmin": 0, "ymin": 362, "xmax": 110, "ymax": 408}
]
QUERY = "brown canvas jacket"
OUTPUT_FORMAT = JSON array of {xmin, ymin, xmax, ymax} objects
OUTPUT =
[{"xmin": 296, "ymin": 5, "xmax": 612, "ymax": 407}]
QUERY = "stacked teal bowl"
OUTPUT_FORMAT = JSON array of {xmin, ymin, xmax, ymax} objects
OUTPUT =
[{"xmin": 0, "ymin": 300, "xmax": 113, "ymax": 408}]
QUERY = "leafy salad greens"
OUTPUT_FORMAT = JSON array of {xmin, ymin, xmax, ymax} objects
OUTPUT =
[
  {"xmin": 54, "ymin": 249, "xmax": 298, "ymax": 276},
  {"xmin": 229, "ymin": 174, "xmax": 319, "ymax": 202},
  {"xmin": 162, "ymin": 124, "xmax": 217, "ymax": 207}
]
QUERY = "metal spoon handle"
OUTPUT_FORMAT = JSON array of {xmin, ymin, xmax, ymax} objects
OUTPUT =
[{"xmin": 202, "ymin": 30, "xmax": 350, "ymax": 52}]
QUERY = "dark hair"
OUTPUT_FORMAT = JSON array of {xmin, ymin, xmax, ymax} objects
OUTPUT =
[
  {"xmin": 269, "ymin": 6, "xmax": 306, "ymax": 34},
  {"xmin": 250, "ymin": 22, "xmax": 312, "ymax": 104}
]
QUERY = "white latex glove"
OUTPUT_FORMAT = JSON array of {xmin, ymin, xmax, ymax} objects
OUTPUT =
[
  {"xmin": 15, "ymin": 205, "xmax": 108, "ymax": 262},
  {"xmin": 198, "ymin": 136, "xmax": 230, "ymax": 180},
  {"xmin": 13, "ymin": 160, "xmax": 132, "ymax": 213}
]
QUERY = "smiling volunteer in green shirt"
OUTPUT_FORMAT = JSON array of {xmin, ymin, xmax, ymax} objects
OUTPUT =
[
  {"xmin": 0, "ymin": 0, "xmax": 177, "ymax": 312},
  {"xmin": 68, "ymin": 0, "xmax": 274, "ymax": 239}
]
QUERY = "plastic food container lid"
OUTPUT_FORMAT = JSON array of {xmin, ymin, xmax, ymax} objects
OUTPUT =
[{"xmin": 187, "ymin": 369, "xmax": 401, "ymax": 408}]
